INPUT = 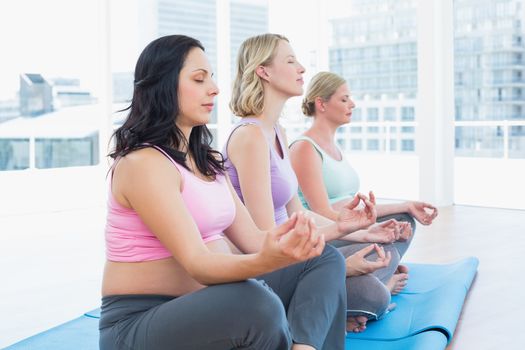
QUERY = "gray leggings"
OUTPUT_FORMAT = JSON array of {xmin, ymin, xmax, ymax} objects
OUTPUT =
[
  {"xmin": 99, "ymin": 245, "xmax": 347, "ymax": 350},
  {"xmin": 332, "ymin": 213, "xmax": 416, "ymax": 319}
]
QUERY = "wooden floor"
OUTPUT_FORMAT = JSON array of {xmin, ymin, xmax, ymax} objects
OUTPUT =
[{"xmin": 401, "ymin": 205, "xmax": 525, "ymax": 350}]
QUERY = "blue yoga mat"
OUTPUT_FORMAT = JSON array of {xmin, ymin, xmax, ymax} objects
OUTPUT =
[
  {"xmin": 5, "ymin": 258, "xmax": 477, "ymax": 350},
  {"xmin": 4, "ymin": 314, "xmax": 99, "ymax": 350},
  {"xmin": 346, "ymin": 257, "xmax": 478, "ymax": 344},
  {"xmin": 346, "ymin": 330, "xmax": 448, "ymax": 350},
  {"xmin": 402, "ymin": 256, "xmax": 479, "ymax": 294}
]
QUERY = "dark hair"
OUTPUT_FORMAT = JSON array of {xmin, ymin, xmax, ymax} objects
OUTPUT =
[{"xmin": 109, "ymin": 34, "xmax": 225, "ymax": 177}]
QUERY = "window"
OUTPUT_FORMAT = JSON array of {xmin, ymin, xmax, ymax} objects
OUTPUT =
[
  {"xmin": 401, "ymin": 106, "xmax": 415, "ymax": 121},
  {"xmin": 0, "ymin": 139, "xmax": 29, "ymax": 170},
  {"xmin": 455, "ymin": 126, "xmax": 504, "ymax": 157},
  {"xmin": 401, "ymin": 139, "xmax": 415, "ymax": 151},
  {"xmin": 0, "ymin": 1, "xmax": 101, "ymax": 172},
  {"xmin": 384, "ymin": 107, "xmax": 397, "ymax": 121},
  {"xmin": 367, "ymin": 108, "xmax": 379, "ymax": 121},
  {"xmin": 389, "ymin": 139, "xmax": 397, "ymax": 151},
  {"xmin": 352, "ymin": 108, "xmax": 362, "ymax": 121},
  {"xmin": 351, "ymin": 139, "xmax": 362, "ymax": 150},
  {"xmin": 367, "ymin": 139, "xmax": 380, "ymax": 151}
]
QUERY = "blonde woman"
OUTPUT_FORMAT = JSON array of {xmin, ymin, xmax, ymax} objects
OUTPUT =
[
  {"xmin": 289, "ymin": 71, "xmax": 438, "ymax": 251},
  {"xmin": 290, "ymin": 71, "xmax": 437, "ymax": 225},
  {"xmin": 223, "ymin": 33, "xmax": 405, "ymax": 336},
  {"xmin": 289, "ymin": 70, "xmax": 440, "ymax": 320}
]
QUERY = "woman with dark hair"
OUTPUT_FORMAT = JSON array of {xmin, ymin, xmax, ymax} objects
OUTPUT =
[{"xmin": 99, "ymin": 34, "xmax": 347, "ymax": 350}]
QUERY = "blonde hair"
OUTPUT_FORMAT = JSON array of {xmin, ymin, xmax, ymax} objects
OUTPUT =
[
  {"xmin": 301, "ymin": 72, "xmax": 346, "ymax": 116},
  {"xmin": 230, "ymin": 33, "xmax": 289, "ymax": 117}
]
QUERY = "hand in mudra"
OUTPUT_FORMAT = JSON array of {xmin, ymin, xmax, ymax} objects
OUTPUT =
[
  {"xmin": 261, "ymin": 211, "xmax": 325, "ymax": 267},
  {"xmin": 336, "ymin": 192, "xmax": 377, "ymax": 234},
  {"xmin": 345, "ymin": 243, "xmax": 392, "ymax": 277},
  {"xmin": 407, "ymin": 201, "xmax": 438, "ymax": 225},
  {"xmin": 363, "ymin": 219, "xmax": 400, "ymax": 244}
]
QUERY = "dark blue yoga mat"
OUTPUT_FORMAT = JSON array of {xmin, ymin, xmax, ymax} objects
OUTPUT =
[
  {"xmin": 346, "ymin": 330, "xmax": 448, "ymax": 350},
  {"xmin": 346, "ymin": 257, "xmax": 478, "ymax": 344}
]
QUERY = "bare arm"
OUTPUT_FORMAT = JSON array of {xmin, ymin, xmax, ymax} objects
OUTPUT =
[
  {"xmin": 281, "ymin": 126, "xmax": 376, "ymax": 240},
  {"xmin": 287, "ymin": 129, "xmax": 435, "ymax": 228},
  {"xmin": 285, "ymin": 195, "xmax": 344, "ymax": 241},
  {"xmin": 226, "ymin": 124, "xmax": 338, "ymax": 240},
  {"xmin": 334, "ymin": 193, "xmax": 437, "ymax": 226},
  {"xmin": 335, "ymin": 197, "xmax": 409, "ymax": 218},
  {"xmin": 223, "ymin": 174, "xmax": 328, "ymax": 260},
  {"xmin": 286, "ymin": 193, "xmax": 376, "ymax": 242},
  {"xmin": 222, "ymin": 174, "xmax": 266, "ymax": 254},
  {"xmin": 114, "ymin": 148, "xmax": 321, "ymax": 285},
  {"xmin": 375, "ymin": 202, "xmax": 410, "ymax": 217},
  {"xmin": 227, "ymin": 124, "xmax": 276, "ymax": 230},
  {"xmin": 285, "ymin": 195, "xmax": 331, "ymax": 225},
  {"xmin": 289, "ymin": 139, "xmax": 339, "ymax": 221}
]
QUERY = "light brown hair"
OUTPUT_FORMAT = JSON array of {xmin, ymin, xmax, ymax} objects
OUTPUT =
[{"xmin": 301, "ymin": 71, "xmax": 346, "ymax": 116}]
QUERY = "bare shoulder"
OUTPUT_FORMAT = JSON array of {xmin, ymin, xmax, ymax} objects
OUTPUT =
[
  {"xmin": 111, "ymin": 147, "xmax": 183, "ymax": 208},
  {"xmin": 115, "ymin": 147, "xmax": 173, "ymax": 173},
  {"xmin": 290, "ymin": 138, "xmax": 314, "ymax": 153},
  {"xmin": 289, "ymin": 137, "xmax": 321, "ymax": 163},
  {"xmin": 113, "ymin": 147, "xmax": 183, "ymax": 189},
  {"xmin": 228, "ymin": 123, "xmax": 268, "ymax": 154}
]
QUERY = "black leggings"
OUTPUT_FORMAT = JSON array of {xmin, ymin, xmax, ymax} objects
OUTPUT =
[{"xmin": 99, "ymin": 245, "xmax": 347, "ymax": 350}]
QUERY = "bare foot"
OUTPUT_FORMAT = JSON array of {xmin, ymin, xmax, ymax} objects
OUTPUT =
[
  {"xmin": 387, "ymin": 266, "xmax": 409, "ymax": 295},
  {"xmin": 346, "ymin": 316, "xmax": 367, "ymax": 333},
  {"xmin": 396, "ymin": 264, "xmax": 409, "ymax": 274}
]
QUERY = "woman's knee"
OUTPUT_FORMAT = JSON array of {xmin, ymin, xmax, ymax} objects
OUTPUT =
[
  {"xmin": 236, "ymin": 280, "xmax": 291, "ymax": 348},
  {"xmin": 346, "ymin": 276, "xmax": 391, "ymax": 317},
  {"xmin": 318, "ymin": 244, "xmax": 346, "ymax": 276},
  {"xmin": 233, "ymin": 280, "xmax": 289, "ymax": 331},
  {"xmin": 235, "ymin": 280, "xmax": 283, "ymax": 313}
]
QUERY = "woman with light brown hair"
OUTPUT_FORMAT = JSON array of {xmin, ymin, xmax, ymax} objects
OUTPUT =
[
  {"xmin": 224, "ymin": 34, "xmax": 410, "ymax": 337},
  {"xmin": 291, "ymin": 71, "xmax": 437, "ymax": 229},
  {"xmin": 289, "ymin": 71, "xmax": 440, "ymax": 329}
]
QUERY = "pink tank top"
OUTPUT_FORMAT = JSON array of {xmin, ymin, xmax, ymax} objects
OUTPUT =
[{"xmin": 105, "ymin": 146, "xmax": 236, "ymax": 262}]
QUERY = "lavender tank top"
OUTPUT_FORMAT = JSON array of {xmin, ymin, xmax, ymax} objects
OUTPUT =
[{"xmin": 223, "ymin": 118, "xmax": 298, "ymax": 225}]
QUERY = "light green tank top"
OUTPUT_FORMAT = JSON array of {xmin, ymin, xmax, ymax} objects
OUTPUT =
[{"xmin": 291, "ymin": 136, "xmax": 360, "ymax": 209}]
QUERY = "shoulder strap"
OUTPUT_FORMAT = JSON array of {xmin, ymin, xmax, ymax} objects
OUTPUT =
[
  {"xmin": 290, "ymin": 135, "xmax": 324, "ymax": 161},
  {"xmin": 223, "ymin": 118, "xmax": 264, "ymax": 159},
  {"xmin": 143, "ymin": 144, "xmax": 186, "ymax": 189}
]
